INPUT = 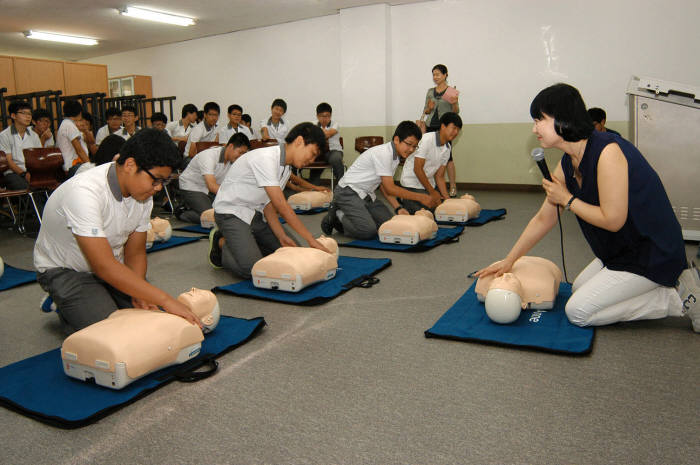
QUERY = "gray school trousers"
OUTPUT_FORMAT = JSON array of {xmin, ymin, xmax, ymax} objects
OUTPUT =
[
  {"xmin": 37, "ymin": 268, "xmax": 133, "ymax": 334},
  {"xmin": 1, "ymin": 172, "xmax": 29, "ymax": 191},
  {"xmin": 180, "ymin": 189, "xmax": 214, "ymax": 223},
  {"xmin": 214, "ymin": 211, "xmax": 286, "ymax": 279},
  {"xmin": 397, "ymin": 186, "xmax": 433, "ymax": 214},
  {"xmin": 333, "ymin": 185, "xmax": 393, "ymax": 240}
]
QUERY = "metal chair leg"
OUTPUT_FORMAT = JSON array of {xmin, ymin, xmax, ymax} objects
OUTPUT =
[{"xmin": 27, "ymin": 191, "xmax": 42, "ymax": 225}]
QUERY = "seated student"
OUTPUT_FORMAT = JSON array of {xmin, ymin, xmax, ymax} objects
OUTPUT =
[
  {"xmin": 241, "ymin": 113, "xmax": 258, "ymax": 139},
  {"xmin": 398, "ymin": 112, "xmax": 463, "ymax": 214},
  {"xmin": 80, "ymin": 111, "xmax": 98, "ymax": 157},
  {"xmin": 218, "ymin": 104, "xmax": 253, "ymax": 143},
  {"xmin": 31, "ymin": 108, "xmax": 55, "ymax": 147},
  {"xmin": 33, "ymin": 128, "xmax": 200, "ymax": 334},
  {"xmin": 309, "ymin": 102, "xmax": 344, "ymax": 185},
  {"xmin": 260, "ymin": 98, "xmax": 290, "ymax": 144},
  {"xmin": 95, "ymin": 107, "xmax": 123, "ymax": 145},
  {"xmin": 185, "ymin": 102, "xmax": 220, "ymax": 158},
  {"xmin": 166, "ymin": 103, "xmax": 198, "ymax": 141},
  {"xmin": 588, "ymin": 107, "xmax": 620, "ymax": 136},
  {"xmin": 92, "ymin": 134, "xmax": 125, "ymax": 166},
  {"xmin": 56, "ymin": 100, "xmax": 90, "ymax": 177},
  {"xmin": 150, "ymin": 112, "xmax": 168, "ymax": 131},
  {"xmin": 177, "ymin": 133, "xmax": 251, "ymax": 223},
  {"xmin": 119, "ymin": 105, "xmax": 141, "ymax": 140},
  {"xmin": 209, "ymin": 122, "xmax": 331, "ymax": 279},
  {"xmin": 0, "ymin": 101, "xmax": 42, "ymax": 190},
  {"xmin": 321, "ymin": 121, "xmax": 440, "ymax": 240}
]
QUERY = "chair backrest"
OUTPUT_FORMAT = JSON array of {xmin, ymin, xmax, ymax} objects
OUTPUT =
[
  {"xmin": 0, "ymin": 151, "xmax": 8, "ymax": 173},
  {"xmin": 355, "ymin": 136, "xmax": 384, "ymax": 154},
  {"xmin": 194, "ymin": 141, "xmax": 223, "ymax": 154},
  {"xmin": 23, "ymin": 147, "xmax": 65, "ymax": 190},
  {"xmin": 249, "ymin": 138, "xmax": 279, "ymax": 150},
  {"xmin": 177, "ymin": 140, "xmax": 187, "ymax": 156}
]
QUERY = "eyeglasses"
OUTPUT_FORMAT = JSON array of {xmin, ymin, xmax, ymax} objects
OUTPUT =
[
  {"xmin": 401, "ymin": 139, "xmax": 419, "ymax": 151},
  {"xmin": 143, "ymin": 168, "xmax": 174, "ymax": 186},
  {"xmin": 15, "ymin": 111, "xmax": 32, "ymax": 117}
]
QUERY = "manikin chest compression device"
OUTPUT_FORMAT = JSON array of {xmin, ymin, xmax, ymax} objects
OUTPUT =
[
  {"xmin": 475, "ymin": 256, "xmax": 563, "ymax": 324},
  {"xmin": 287, "ymin": 190, "xmax": 333, "ymax": 211},
  {"xmin": 251, "ymin": 236, "xmax": 339, "ymax": 292},
  {"xmin": 145, "ymin": 217, "xmax": 172, "ymax": 249},
  {"xmin": 378, "ymin": 209, "xmax": 438, "ymax": 245},
  {"xmin": 61, "ymin": 288, "xmax": 220, "ymax": 389},
  {"xmin": 435, "ymin": 194, "xmax": 482, "ymax": 223}
]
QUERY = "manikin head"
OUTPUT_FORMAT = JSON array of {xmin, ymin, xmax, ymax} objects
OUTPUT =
[
  {"xmin": 149, "ymin": 217, "xmax": 172, "ymax": 242},
  {"xmin": 415, "ymin": 209, "xmax": 435, "ymax": 221},
  {"xmin": 484, "ymin": 273, "xmax": 524, "ymax": 324},
  {"xmin": 316, "ymin": 235, "xmax": 339, "ymax": 259},
  {"xmin": 177, "ymin": 288, "xmax": 220, "ymax": 333},
  {"xmin": 200, "ymin": 209, "xmax": 215, "ymax": 228}
]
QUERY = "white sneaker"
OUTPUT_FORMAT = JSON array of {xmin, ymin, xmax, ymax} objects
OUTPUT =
[{"xmin": 677, "ymin": 262, "xmax": 700, "ymax": 332}]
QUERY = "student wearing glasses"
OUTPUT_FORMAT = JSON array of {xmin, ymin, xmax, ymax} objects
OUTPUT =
[
  {"xmin": 0, "ymin": 101, "xmax": 42, "ymax": 190},
  {"xmin": 34, "ymin": 129, "xmax": 201, "ymax": 334},
  {"xmin": 321, "ymin": 121, "xmax": 440, "ymax": 240}
]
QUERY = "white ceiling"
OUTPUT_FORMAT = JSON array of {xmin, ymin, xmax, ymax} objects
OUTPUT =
[{"xmin": 0, "ymin": 0, "xmax": 425, "ymax": 62}]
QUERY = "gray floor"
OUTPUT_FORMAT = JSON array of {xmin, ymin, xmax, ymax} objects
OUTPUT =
[{"xmin": 1, "ymin": 190, "xmax": 698, "ymax": 465}]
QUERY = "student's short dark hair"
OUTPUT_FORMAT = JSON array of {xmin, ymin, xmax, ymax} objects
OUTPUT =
[
  {"xmin": 196, "ymin": 110, "xmax": 204, "ymax": 121},
  {"xmin": 285, "ymin": 122, "xmax": 327, "ymax": 152},
  {"xmin": 182, "ymin": 103, "xmax": 197, "ymax": 118},
  {"xmin": 62, "ymin": 99, "xmax": 83, "ymax": 118},
  {"xmin": 587, "ymin": 107, "xmax": 606, "ymax": 124},
  {"xmin": 226, "ymin": 132, "xmax": 251, "ymax": 149},
  {"xmin": 32, "ymin": 108, "xmax": 51, "ymax": 121},
  {"xmin": 227, "ymin": 104, "xmax": 242, "ymax": 114},
  {"xmin": 105, "ymin": 107, "xmax": 122, "ymax": 119},
  {"xmin": 93, "ymin": 134, "xmax": 125, "ymax": 166},
  {"xmin": 9, "ymin": 101, "xmax": 31, "ymax": 116},
  {"xmin": 316, "ymin": 102, "xmax": 332, "ymax": 115},
  {"xmin": 241, "ymin": 114, "xmax": 252, "ymax": 125},
  {"xmin": 432, "ymin": 64, "xmax": 448, "ymax": 75},
  {"xmin": 81, "ymin": 111, "xmax": 93, "ymax": 127},
  {"xmin": 529, "ymin": 83, "xmax": 594, "ymax": 142},
  {"xmin": 393, "ymin": 121, "xmax": 422, "ymax": 142},
  {"xmin": 271, "ymin": 98, "xmax": 287, "ymax": 112},
  {"xmin": 150, "ymin": 112, "xmax": 167, "ymax": 124},
  {"xmin": 203, "ymin": 102, "xmax": 220, "ymax": 114},
  {"xmin": 116, "ymin": 128, "xmax": 182, "ymax": 171},
  {"xmin": 121, "ymin": 105, "xmax": 138, "ymax": 116},
  {"xmin": 440, "ymin": 112, "xmax": 462, "ymax": 129}
]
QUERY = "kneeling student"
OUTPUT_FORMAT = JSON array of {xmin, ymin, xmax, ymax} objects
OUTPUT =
[
  {"xmin": 321, "ymin": 121, "xmax": 439, "ymax": 240},
  {"xmin": 398, "ymin": 112, "xmax": 462, "ymax": 213},
  {"xmin": 209, "ymin": 122, "xmax": 331, "ymax": 279},
  {"xmin": 177, "ymin": 133, "xmax": 251, "ymax": 223},
  {"xmin": 34, "ymin": 129, "xmax": 201, "ymax": 334}
]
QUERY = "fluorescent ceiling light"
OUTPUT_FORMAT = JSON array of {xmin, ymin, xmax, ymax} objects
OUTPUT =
[
  {"xmin": 24, "ymin": 30, "xmax": 98, "ymax": 46},
  {"xmin": 119, "ymin": 6, "xmax": 195, "ymax": 26}
]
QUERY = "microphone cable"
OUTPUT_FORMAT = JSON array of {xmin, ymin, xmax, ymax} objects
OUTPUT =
[{"xmin": 556, "ymin": 205, "xmax": 570, "ymax": 284}]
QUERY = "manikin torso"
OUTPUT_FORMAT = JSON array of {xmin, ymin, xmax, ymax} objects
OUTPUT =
[
  {"xmin": 287, "ymin": 190, "xmax": 333, "ymax": 209},
  {"xmin": 379, "ymin": 209, "xmax": 438, "ymax": 242},
  {"xmin": 435, "ymin": 194, "xmax": 482, "ymax": 221}
]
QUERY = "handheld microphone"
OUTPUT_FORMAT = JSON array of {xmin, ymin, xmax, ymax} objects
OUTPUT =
[{"xmin": 531, "ymin": 148, "xmax": 552, "ymax": 181}]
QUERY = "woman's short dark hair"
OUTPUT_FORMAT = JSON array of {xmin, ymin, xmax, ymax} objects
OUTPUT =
[
  {"xmin": 285, "ymin": 122, "xmax": 327, "ymax": 152},
  {"xmin": 93, "ymin": 134, "xmax": 125, "ymax": 166},
  {"xmin": 432, "ymin": 64, "xmax": 448, "ymax": 75},
  {"xmin": 530, "ymin": 83, "xmax": 594, "ymax": 142},
  {"xmin": 393, "ymin": 121, "xmax": 422, "ymax": 142},
  {"xmin": 116, "ymin": 128, "xmax": 182, "ymax": 171}
]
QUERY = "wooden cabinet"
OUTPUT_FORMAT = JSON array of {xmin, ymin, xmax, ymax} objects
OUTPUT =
[
  {"xmin": 108, "ymin": 75, "xmax": 152, "ymax": 98},
  {"xmin": 0, "ymin": 56, "xmax": 108, "ymax": 97},
  {"xmin": 64, "ymin": 63, "xmax": 108, "ymax": 95},
  {"xmin": 13, "ymin": 57, "xmax": 65, "ymax": 94},
  {"xmin": 0, "ymin": 56, "xmax": 16, "ymax": 94}
]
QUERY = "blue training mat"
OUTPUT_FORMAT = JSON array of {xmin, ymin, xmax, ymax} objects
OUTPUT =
[
  {"xmin": 340, "ymin": 226, "xmax": 464, "ymax": 252},
  {"xmin": 425, "ymin": 282, "xmax": 594, "ymax": 355},
  {"xmin": 146, "ymin": 235, "xmax": 204, "ymax": 252},
  {"xmin": 0, "ymin": 264, "xmax": 37, "ymax": 291},
  {"xmin": 174, "ymin": 225, "xmax": 211, "ymax": 235},
  {"xmin": 436, "ymin": 208, "xmax": 507, "ymax": 226},
  {"xmin": 213, "ymin": 255, "xmax": 391, "ymax": 305},
  {"xmin": 0, "ymin": 315, "xmax": 266, "ymax": 429}
]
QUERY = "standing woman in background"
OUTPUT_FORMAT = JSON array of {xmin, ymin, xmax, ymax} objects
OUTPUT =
[{"xmin": 420, "ymin": 64, "xmax": 460, "ymax": 197}]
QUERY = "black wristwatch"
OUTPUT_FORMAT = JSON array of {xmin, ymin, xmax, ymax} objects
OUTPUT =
[
  {"xmin": 565, "ymin": 195, "xmax": 575, "ymax": 211},
  {"xmin": 395, "ymin": 206, "xmax": 404, "ymax": 214}
]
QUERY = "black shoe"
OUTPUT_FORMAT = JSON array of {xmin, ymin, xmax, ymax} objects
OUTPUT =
[
  {"xmin": 208, "ymin": 228, "xmax": 223, "ymax": 269},
  {"xmin": 321, "ymin": 213, "xmax": 334, "ymax": 235},
  {"xmin": 174, "ymin": 205, "xmax": 186, "ymax": 220}
]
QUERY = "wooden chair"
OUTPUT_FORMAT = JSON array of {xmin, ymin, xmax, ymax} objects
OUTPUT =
[
  {"xmin": 355, "ymin": 136, "xmax": 383, "ymax": 154},
  {"xmin": 194, "ymin": 141, "xmax": 223, "ymax": 154},
  {"xmin": 0, "ymin": 151, "xmax": 34, "ymax": 233},
  {"xmin": 249, "ymin": 138, "xmax": 279, "ymax": 150},
  {"xmin": 23, "ymin": 147, "xmax": 64, "ymax": 225}
]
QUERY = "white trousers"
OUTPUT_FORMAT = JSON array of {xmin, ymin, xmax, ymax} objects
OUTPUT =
[{"xmin": 565, "ymin": 258, "xmax": 683, "ymax": 327}]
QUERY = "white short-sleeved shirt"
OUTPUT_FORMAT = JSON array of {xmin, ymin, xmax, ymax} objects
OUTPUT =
[
  {"xmin": 217, "ymin": 123, "xmax": 253, "ymax": 145},
  {"xmin": 318, "ymin": 121, "xmax": 342, "ymax": 152},
  {"xmin": 184, "ymin": 121, "xmax": 218, "ymax": 156},
  {"xmin": 179, "ymin": 146, "xmax": 231, "ymax": 194},
  {"xmin": 43, "ymin": 134, "xmax": 55, "ymax": 147},
  {"xmin": 400, "ymin": 131, "xmax": 451, "ymax": 189},
  {"xmin": 95, "ymin": 124, "xmax": 123, "ymax": 145},
  {"xmin": 0, "ymin": 125, "xmax": 41, "ymax": 174},
  {"xmin": 34, "ymin": 162, "xmax": 153, "ymax": 273},
  {"xmin": 166, "ymin": 120, "xmax": 195, "ymax": 139},
  {"xmin": 56, "ymin": 118, "xmax": 83, "ymax": 171},
  {"xmin": 116, "ymin": 126, "xmax": 140, "ymax": 142},
  {"xmin": 213, "ymin": 144, "xmax": 291, "ymax": 224},
  {"xmin": 338, "ymin": 141, "xmax": 400, "ymax": 201},
  {"xmin": 259, "ymin": 117, "xmax": 289, "ymax": 145}
]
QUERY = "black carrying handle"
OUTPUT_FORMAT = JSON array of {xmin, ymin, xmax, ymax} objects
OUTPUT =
[
  {"xmin": 342, "ymin": 274, "xmax": 380, "ymax": 290},
  {"xmin": 170, "ymin": 354, "xmax": 219, "ymax": 383}
]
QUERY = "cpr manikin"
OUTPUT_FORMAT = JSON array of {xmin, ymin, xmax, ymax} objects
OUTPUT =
[
  {"xmin": 146, "ymin": 217, "xmax": 172, "ymax": 249},
  {"xmin": 251, "ymin": 236, "xmax": 339, "ymax": 292},
  {"xmin": 435, "ymin": 194, "xmax": 482, "ymax": 223},
  {"xmin": 287, "ymin": 190, "xmax": 332, "ymax": 211},
  {"xmin": 0, "ymin": 256, "xmax": 4, "ymax": 279},
  {"xmin": 61, "ymin": 288, "xmax": 220, "ymax": 389},
  {"xmin": 378, "ymin": 209, "xmax": 438, "ymax": 245},
  {"xmin": 200, "ymin": 208, "xmax": 215, "ymax": 228},
  {"xmin": 475, "ymin": 256, "xmax": 563, "ymax": 324}
]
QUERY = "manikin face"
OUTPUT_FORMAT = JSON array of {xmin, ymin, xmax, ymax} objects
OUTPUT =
[
  {"xmin": 204, "ymin": 110, "xmax": 219, "ymax": 127},
  {"xmin": 432, "ymin": 69, "xmax": 447, "ymax": 86},
  {"xmin": 228, "ymin": 109, "xmax": 242, "ymax": 126},
  {"xmin": 440, "ymin": 123, "xmax": 461, "ymax": 143},
  {"xmin": 288, "ymin": 135, "xmax": 320, "ymax": 169},
  {"xmin": 392, "ymin": 135, "xmax": 419, "ymax": 159},
  {"xmin": 317, "ymin": 111, "xmax": 331, "ymax": 127},
  {"xmin": 271, "ymin": 105, "xmax": 285, "ymax": 120},
  {"xmin": 107, "ymin": 115, "xmax": 123, "ymax": 131},
  {"xmin": 33, "ymin": 117, "xmax": 51, "ymax": 134},
  {"xmin": 532, "ymin": 113, "xmax": 562, "ymax": 149},
  {"xmin": 122, "ymin": 111, "xmax": 136, "ymax": 128}
]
